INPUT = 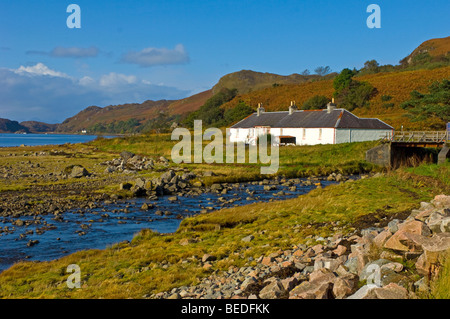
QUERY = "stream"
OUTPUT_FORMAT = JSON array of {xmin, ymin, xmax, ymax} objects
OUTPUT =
[{"xmin": 0, "ymin": 177, "xmax": 353, "ymax": 272}]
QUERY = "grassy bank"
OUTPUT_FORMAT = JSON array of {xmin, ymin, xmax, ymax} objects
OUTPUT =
[
  {"xmin": 91, "ymin": 134, "xmax": 380, "ymax": 185},
  {"xmin": 0, "ymin": 161, "xmax": 448, "ymax": 298}
]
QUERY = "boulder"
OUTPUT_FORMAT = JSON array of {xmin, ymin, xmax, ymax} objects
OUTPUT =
[
  {"xmin": 69, "ymin": 165, "xmax": 89, "ymax": 178},
  {"xmin": 259, "ymin": 280, "xmax": 288, "ymax": 299},
  {"xmin": 120, "ymin": 151, "xmax": 135, "ymax": 162},
  {"xmin": 241, "ymin": 235, "xmax": 255, "ymax": 243},
  {"xmin": 347, "ymin": 283, "xmax": 408, "ymax": 299},
  {"xmin": 202, "ymin": 254, "xmax": 217, "ymax": 263},
  {"xmin": 332, "ymin": 274, "xmax": 358, "ymax": 299},
  {"xmin": 413, "ymin": 233, "xmax": 450, "ymax": 278},
  {"xmin": 289, "ymin": 280, "xmax": 333, "ymax": 299},
  {"xmin": 384, "ymin": 220, "xmax": 431, "ymax": 252},
  {"xmin": 119, "ymin": 182, "xmax": 132, "ymax": 190}
]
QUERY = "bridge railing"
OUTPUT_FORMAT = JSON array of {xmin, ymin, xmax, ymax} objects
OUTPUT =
[{"xmin": 391, "ymin": 131, "xmax": 448, "ymax": 143}]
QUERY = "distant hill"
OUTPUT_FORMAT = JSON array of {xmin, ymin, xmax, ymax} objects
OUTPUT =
[
  {"xmin": 212, "ymin": 70, "xmax": 334, "ymax": 95},
  {"xmin": 0, "ymin": 118, "xmax": 30, "ymax": 133},
  {"xmin": 221, "ymin": 66, "xmax": 450, "ymax": 130},
  {"xmin": 20, "ymin": 121, "xmax": 59, "ymax": 133},
  {"xmin": 167, "ymin": 89, "xmax": 213, "ymax": 115},
  {"xmin": 56, "ymin": 100, "xmax": 174, "ymax": 133},
  {"xmin": 9, "ymin": 36, "xmax": 450, "ymax": 133},
  {"xmin": 401, "ymin": 36, "xmax": 450, "ymax": 65}
]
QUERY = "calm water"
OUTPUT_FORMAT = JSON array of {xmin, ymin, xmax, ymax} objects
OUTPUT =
[
  {"xmin": 0, "ymin": 179, "xmax": 345, "ymax": 272},
  {"xmin": 0, "ymin": 133, "xmax": 114, "ymax": 147}
]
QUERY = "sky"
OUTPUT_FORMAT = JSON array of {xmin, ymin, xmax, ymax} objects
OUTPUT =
[{"xmin": 0, "ymin": 0, "xmax": 449, "ymax": 123}]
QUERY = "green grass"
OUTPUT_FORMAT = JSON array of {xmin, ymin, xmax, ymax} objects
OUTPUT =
[
  {"xmin": 91, "ymin": 133, "xmax": 380, "ymax": 184},
  {"xmin": 0, "ymin": 162, "xmax": 447, "ymax": 298},
  {"xmin": 429, "ymin": 251, "xmax": 450, "ymax": 299}
]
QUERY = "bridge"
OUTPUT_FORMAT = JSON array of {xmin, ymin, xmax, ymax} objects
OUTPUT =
[
  {"xmin": 367, "ymin": 130, "xmax": 449, "ymax": 167},
  {"xmin": 391, "ymin": 131, "xmax": 448, "ymax": 147}
]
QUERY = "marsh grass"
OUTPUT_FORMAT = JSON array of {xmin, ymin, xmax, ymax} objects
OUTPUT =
[{"xmin": 0, "ymin": 164, "xmax": 447, "ymax": 298}]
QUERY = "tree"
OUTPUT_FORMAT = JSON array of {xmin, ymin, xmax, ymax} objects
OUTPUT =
[
  {"xmin": 363, "ymin": 60, "xmax": 380, "ymax": 73},
  {"xmin": 333, "ymin": 68, "xmax": 356, "ymax": 97},
  {"xmin": 301, "ymin": 69, "xmax": 310, "ymax": 76},
  {"xmin": 302, "ymin": 95, "xmax": 330, "ymax": 110},
  {"xmin": 333, "ymin": 68, "xmax": 377, "ymax": 111},
  {"xmin": 401, "ymin": 79, "xmax": 450, "ymax": 129},
  {"xmin": 223, "ymin": 101, "xmax": 254, "ymax": 125},
  {"xmin": 314, "ymin": 66, "xmax": 331, "ymax": 76}
]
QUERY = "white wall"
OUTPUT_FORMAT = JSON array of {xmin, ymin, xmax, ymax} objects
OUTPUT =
[
  {"xmin": 335, "ymin": 129, "xmax": 393, "ymax": 144},
  {"xmin": 229, "ymin": 127, "xmax": 336, "ymax": 145}
]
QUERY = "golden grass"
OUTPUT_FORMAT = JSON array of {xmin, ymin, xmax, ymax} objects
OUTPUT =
[{"xmin": 0, "ymin": 164, "xmax": 447, "ymax": 298}]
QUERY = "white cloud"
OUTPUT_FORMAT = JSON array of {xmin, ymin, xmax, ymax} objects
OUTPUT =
[
  {"xmin": 121, "ymin": 44, "xmax": 190, "ymax": 67},
  {"xmin": 0, "ymin": 63, "xmax": 189, "ymax": 123},
  {"xmin": 14, "ymin": 63, "xmax": 70, "ymax": 78},
  {"xmin": 99, "ymin": 72, "xmax": 138, "ymax": 87}
]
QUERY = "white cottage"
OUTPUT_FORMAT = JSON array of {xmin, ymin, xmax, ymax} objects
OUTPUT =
[{"xmin": 229, "ymin": 101, "xmax": 394, "ymax": 146}]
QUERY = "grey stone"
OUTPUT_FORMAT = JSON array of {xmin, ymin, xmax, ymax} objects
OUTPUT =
[
  {"xmin": 69, "ymin": 165, "xmax": 89, "ymax": 178},
  {"xmin": 241, "ymin": 235, "xmax": 255, "ymax": 243}
]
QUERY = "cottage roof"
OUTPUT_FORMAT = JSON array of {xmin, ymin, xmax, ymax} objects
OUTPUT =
[{"xmin": 230, "ymin": 109, "xmax": 393, "ymax": 130}]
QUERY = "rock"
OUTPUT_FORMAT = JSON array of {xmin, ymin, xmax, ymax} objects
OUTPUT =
[
  {"xmin": 373, "ymin": 230, "xmax": 392, "ymax": 247},
  {"xmin": 167, "ymin": 293, "xmax": 181, "ymax": 299},
  {"xmin": 14, "ymin": 219, "xmax": 24, "ymax": 227},
  {"xmin": 413, "ymin": 277, "xmax": 429, "ymax": 293},
  {"xmin": 261, "ymin": 257, "xmax": 274, "ymax": 266},
  {"xmin": 241, "ymin": 277, "xmax": 258, "ymax": 290},
  {"xmin": 159, "ymin": 156, "xmax": 169, "ymax": 164},
  {"xmin": 210, "ymin": 184, "xmax": 223, "ymax": 192},
  {"xmin": 135, "ymin": 178, "xmax": 146, "ymax": 188},
  {"xmin": 168, "ymin": 196, "xmax": 178, "ymax": 202},
  {"xmin": 441, "ymin": 218, "xmax": 450, "ymax": 233},
  {"xmin": 241, "ymin": 235, "xmax": 255, "ymax": 243},
  {"xmin": 332, "ymin": 245, "xmax": 347, "ymax": 257},
  {"xmin": 179, "ymin": 238, "xmax": 197, "ymax": 246},
  {"xmin": 160, "ymin": 170, "xmax": 175, "ymax": 183},
  {"xmin": 141, "ymin": 203, "xmax": 154, "ymax": 210},
  {"xmin": 69, "ymin": 165, "xmax": 89, "ymax": 178},
  {"xmin": 280, "ymin": 277, "xmax": 298, "ymax": 292},
  {"xmin": 432, "ymin": 195, "xmax": 450, "ymax": 208},
  {"xmin": 202, "ymin": 254, "xmax": 217, "ymax": 263},
  {"xmin": 120, "ymin": 151, "xmax": 135, "ymax": 162},
  {"xmin": 359, "ymin": 259, "xmax": 391, "ymax": 279},
  {"xmin": 192, "ymin": 181, "xmax": 203, "ymax": 187},
  {"xmin": 119, "ymin": 182, "xmax": 132, "ymax": 190},
  {"xmin": 259, "ymin": 280, "xmax": 288, "ymax": 299},
  {"xmin": 202, "ymin": 171, "xmax": 215, "ymax": 177},
  {"xmin": 314, "ymin": 256, "xmax": 346, "ymax": 272},
  {"xmin": 309, "ymin": 268, "xmax": 337, "ymax": 284},
  {"xmin": 414, "ymin": 233, "xmax": 450, "ymax": 277},
  {"xmin": 202, "ymin": 263, "xmax": 213, "ymax": 271},
  {"xmin": 347, "ymin": 283, "xmax": 408, "ymax": 299},
  {"xmin": 27, "ymin": 240, "xmax": 40, "ymax": 247},
  {"xmin": 332, "ymin": 275, "xmax": 358, "ymax": 299},
  {"xmin": 289, "ymin": 280, "xmax": 333, "ymax": 299},
  {"xmin": 384, "ymin": 220, "xmax": 431, "ymax": 252}
]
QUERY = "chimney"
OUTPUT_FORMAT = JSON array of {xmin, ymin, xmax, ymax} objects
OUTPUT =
[
  {"xmin": 327, "ymin": 98, "xmax": 336, "ymax": 114},
  {"xmin": 257, "ymin": 103, "xmax": 265, "ymax": 116},
  {"xmin": 289, "ymin": 101, "xmax": 297, "ymax": 115}
]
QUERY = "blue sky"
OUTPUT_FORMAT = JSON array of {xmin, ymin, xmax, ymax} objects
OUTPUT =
[{"xmin": 0, "ymin": 0, "xmax": 449, "ymax": 123}]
